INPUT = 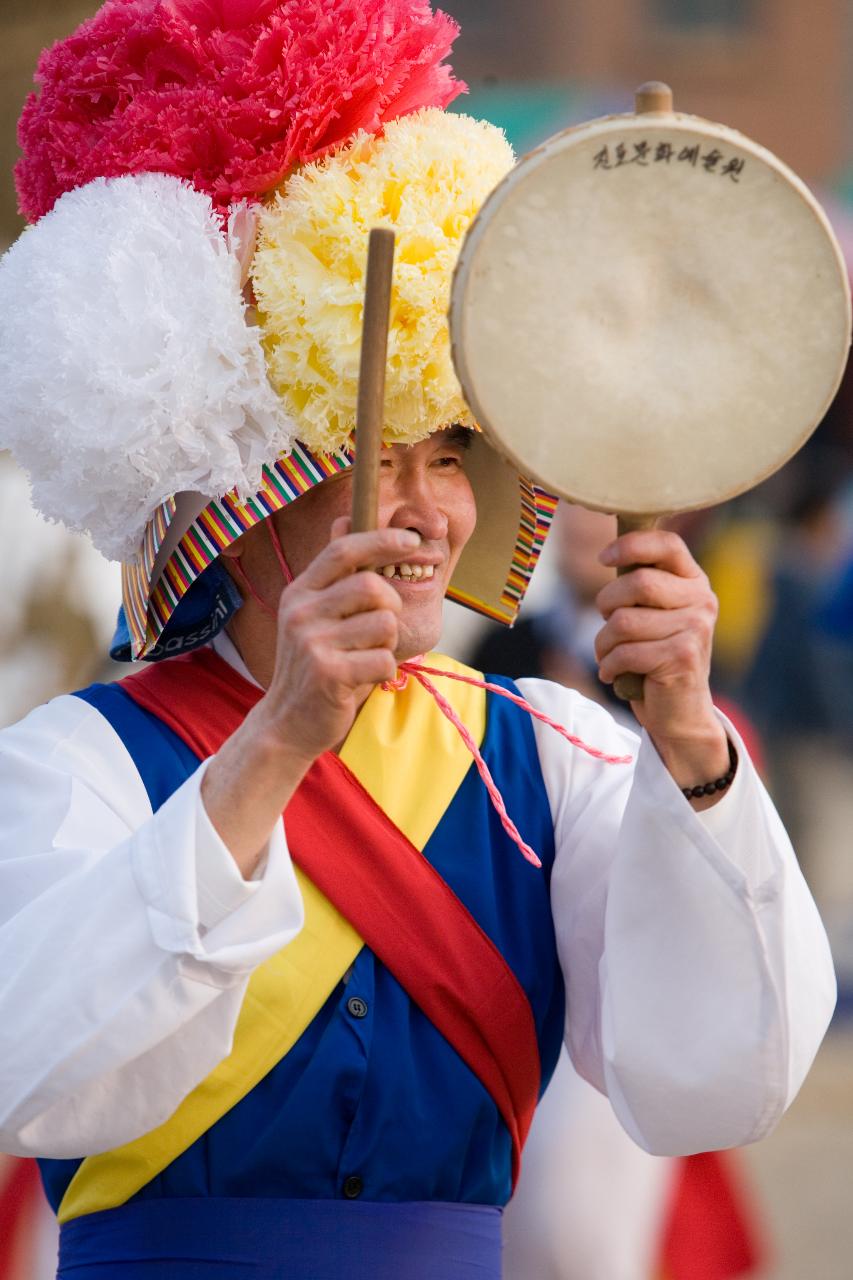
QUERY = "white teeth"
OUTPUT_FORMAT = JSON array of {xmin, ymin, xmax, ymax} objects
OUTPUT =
[{"xmin": 382, "ymin": 563, "xmax": 437, "ymax": 581}]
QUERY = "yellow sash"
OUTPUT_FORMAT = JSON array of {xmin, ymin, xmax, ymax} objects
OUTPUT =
[{"xmin": 58, "ymin": 654, "xmax": 485, "ymax": 1223}]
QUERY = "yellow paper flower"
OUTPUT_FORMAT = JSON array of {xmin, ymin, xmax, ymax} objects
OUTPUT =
[{"xmin": 252, "ymin": 107, "xmax": 514, "ymax": 454}]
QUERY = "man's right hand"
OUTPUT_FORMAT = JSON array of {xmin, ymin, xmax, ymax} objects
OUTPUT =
[
  {"xmin": 256, "ymin": 519, "xmax": 419, "ymax": 762},
  {"xmin": 200, "ymin": 520, "xmax": 420, "ymax": 876}
]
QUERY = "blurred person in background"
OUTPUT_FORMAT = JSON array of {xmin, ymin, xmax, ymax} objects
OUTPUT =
[
  {"xmin": 473, "ymin": 503, "xmax": 629, "ymax": 720},
  {"xmin": 475, "ymin": 503, "xmax": 767, "ymax": 1280},
  {"xmin": 504, "ymin": 1049, "xmax": 766, "ymax": 1280},
  {"xmin": 738, "ymin": 454, "xmax": 853, "ymax": 984},
  {"xmin": 739, "ymin": 455, "xmax": 850, "ymax": 758},
  {"xmin": 815, "ymin": 479, "xmax": 853, "ymax": 723}
]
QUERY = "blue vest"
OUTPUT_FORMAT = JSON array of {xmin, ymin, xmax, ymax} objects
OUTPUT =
[{"xmin": 41, "ymin": 676, "xmax": 564, "ymax": 1212}]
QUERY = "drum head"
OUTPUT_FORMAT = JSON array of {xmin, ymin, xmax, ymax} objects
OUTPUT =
[{"xmin": 451, "ymin": 113, "xmax": 851, "ymax": 515}]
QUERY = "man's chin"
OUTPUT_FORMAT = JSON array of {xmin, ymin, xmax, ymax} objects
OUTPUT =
[{"xmin": 395, "ymin": 621, "xmax": 443, "ymax": 664}]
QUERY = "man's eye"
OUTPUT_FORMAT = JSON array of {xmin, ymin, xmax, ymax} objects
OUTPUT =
[{"xmin": 435, "ymin": 454, "xmax": 463, "ymax": 468}]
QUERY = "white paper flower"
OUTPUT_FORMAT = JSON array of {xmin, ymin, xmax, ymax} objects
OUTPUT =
[{"xmin": 0, "ymin": 173, "xmax": 295, "ymax": 560}]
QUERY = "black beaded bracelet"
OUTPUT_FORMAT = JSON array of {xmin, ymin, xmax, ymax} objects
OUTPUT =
[{"xmin": 681, "ymin": 739, "xmax": 738, "ymax": 801}]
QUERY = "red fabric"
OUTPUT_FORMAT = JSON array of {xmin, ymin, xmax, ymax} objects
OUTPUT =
[
  {"xmin": 121, "ymin": 648, "xmax": 541, "ymax": 1186},
  {"xmin": 0, "ymin": 1157, "xmax": 44, "ymax": 1278},
  {"xmin": 659, "ymin": 1151, "xmax": 768, "ymax": 1280}
]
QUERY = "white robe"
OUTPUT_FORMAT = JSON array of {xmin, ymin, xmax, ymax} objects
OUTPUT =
[{"xmin": 0, "ymin": 637, "xmax": 836, "ymax": 1164}]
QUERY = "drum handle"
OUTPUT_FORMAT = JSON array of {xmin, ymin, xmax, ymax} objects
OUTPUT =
[
  {"xmin": 613, "ymin": 514, "xmax": 660, "ymax": 704},
  {"xmin": 635, "ymin": 81, "xmax": 673, "ymax": 114},
  {"xmin": 352, "ymin": 228, "xmax": 396, "ymax": 534}
]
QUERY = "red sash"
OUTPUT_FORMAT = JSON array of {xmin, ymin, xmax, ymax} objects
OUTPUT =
[{"xmin": 121, "ymin": 648, "xmax": 541, "ymax": 1185}]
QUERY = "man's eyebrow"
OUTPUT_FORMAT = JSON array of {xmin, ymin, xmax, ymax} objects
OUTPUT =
[{"xmin": 445, "ymin": 425, "xmax": 474, "ymax": 449}]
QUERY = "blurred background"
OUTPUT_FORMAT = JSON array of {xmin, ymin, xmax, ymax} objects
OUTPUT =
[{"xmin": 1, "ymin": 1, "xmax": 852, "ymax": 1277}]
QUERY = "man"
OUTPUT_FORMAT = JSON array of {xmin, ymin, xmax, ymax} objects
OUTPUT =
[{"xmin": 0, "ymin": 2, "xmax": 836, "ymax": 1277}]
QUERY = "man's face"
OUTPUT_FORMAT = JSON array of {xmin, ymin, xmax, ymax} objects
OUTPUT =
[{"xmin": 272, "ymin": 427, "xmax": 477, "ymax": 660}]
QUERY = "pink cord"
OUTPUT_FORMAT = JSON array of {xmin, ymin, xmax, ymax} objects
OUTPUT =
[
  {"xmin": 405, "ymin": 662, "xmax": 633, "ymax": 766},
  {"xmin": 266, "ymin": 520, "xmax": 294, "ymax": 585},
  {"xmin": 383, "ymin": 659, "xmax": 633, "ymax": 870},
  {"xmin": 231, "ymin": 558, "xmax": 279, "ymax": 620},
  {"xmin": 406, "ymin": 665, "xmax": 543, "ymax": 868},
  {"xmin": 233, "ymin": 524, "xmax": 633, "ymax": 871},
  {"xmin": 231, "ymin": 521, "xmax": 295, "ymax": 617}
]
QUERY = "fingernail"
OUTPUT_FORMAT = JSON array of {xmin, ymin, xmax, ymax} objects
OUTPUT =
[
  {"xmin": 599, "ymin": 544, "xmax": 617, "ymax": 565},
  {"xmin": 398, "ymin": 531, "xmax": 421, "ymax": 547}
]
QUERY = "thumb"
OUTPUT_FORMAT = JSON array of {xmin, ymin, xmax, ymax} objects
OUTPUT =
[{"xmin": 329, "ymin": 515, "xmax": 353, "ymax": 543}]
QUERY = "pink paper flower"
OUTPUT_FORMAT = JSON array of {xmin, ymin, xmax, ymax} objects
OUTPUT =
[{"xmin": 16, "ymin": 0, "xmax": 464, "ymax": 223}]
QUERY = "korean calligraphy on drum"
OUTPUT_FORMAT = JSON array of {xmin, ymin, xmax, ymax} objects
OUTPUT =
[{"xmin": 593, "ymin": 141, "xmax": 746, "ymax": 182}]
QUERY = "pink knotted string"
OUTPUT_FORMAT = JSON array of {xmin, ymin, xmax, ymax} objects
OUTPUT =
[
  {"xmin": 231, "ymin": 532, "xmax": 632, "ymax": 870},
  {"xmin": 384, "ymin": 659, "xmax": 633, "ymax": 870},
  {"xmin": 407, "ymin": 662, "xmax": 634, "ymax": 766}
]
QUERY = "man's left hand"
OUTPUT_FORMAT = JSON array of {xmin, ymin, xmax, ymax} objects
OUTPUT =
[{"xmin": 594, "ymin": 529, "xmax": 732, "ymax": 805}]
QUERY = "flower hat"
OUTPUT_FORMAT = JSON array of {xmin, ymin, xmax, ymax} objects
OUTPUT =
[{"xmin": 0, "ymin": 0, "xmax": 556, "ymax": 660}]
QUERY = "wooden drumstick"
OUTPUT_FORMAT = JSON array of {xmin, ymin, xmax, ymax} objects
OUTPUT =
[
  {"xmin": 352, "ymin": 228, "xmax": 396, "ymax": 534},
  {"xmin": 610, "ymin": 83, "xmax": 672, "ymax": 703}
]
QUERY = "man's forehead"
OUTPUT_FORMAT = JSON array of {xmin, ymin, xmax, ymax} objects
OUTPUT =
[{"xmin": 379, "ymin": 425, "xmax": 472, "ymax": 453}]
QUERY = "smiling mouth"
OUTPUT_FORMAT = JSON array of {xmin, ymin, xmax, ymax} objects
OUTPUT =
[{"xmin": 381, "ymin": 563, "xmax": 437, "ymax": 582}]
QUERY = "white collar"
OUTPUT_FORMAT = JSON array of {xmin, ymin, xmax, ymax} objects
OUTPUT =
[{"xmin": 211, "ymin": 630, "xmax": 262, "ymax": 690}]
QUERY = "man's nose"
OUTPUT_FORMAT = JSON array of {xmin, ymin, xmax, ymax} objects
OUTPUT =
[{"xmin": 385, "ymin": 472, "xmax": 448, "ymax": 542}]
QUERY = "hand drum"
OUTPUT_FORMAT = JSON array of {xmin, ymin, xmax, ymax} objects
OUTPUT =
[{"xmin": 450, "ymin": 84, "xmax": 852, "ymax": 699}]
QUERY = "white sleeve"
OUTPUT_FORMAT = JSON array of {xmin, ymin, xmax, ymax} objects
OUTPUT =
[
  {"xmin": 0, "ymin": 695, "xmax": 304, "ymax": 1158},
  {"xmin": 517, "ymin": 678, "xmax": 837, "ymax": 1157}
]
